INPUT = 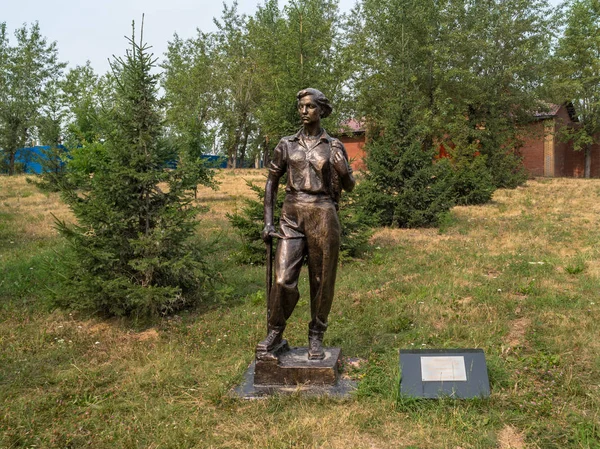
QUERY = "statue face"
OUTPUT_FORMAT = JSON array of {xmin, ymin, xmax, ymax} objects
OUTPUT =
[{"xmin": 298, "ymin": 95, "xmax": 322, "ymax": 126}]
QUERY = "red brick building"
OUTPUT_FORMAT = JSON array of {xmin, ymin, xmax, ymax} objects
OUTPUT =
[
  {"xmin": 337, "ymin": 118, "xmax": 367, "ymax": 171},
  {"xmin": 518, "ymin": 103, "xmax": 600, "ymax": 178},
  {"xmin": 339, "ymin": 106, "xmax": 600, "ymax": 178}
]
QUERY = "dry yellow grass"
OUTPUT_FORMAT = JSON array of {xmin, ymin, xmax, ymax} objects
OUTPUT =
[
  {"xmin": 373, "ymin": 177, "xmax": 600, "ymax": 264},
  {"xmin": 195, "ymin": 168, "xmax": 268, "ymax": 220},
  {"xmin": 3, "ymin": 174, "xmax": 600, "ymax": 448},
  {"xmin": 505, "ymin": 317, "xmax": 530, "ymax": 350},
  {"xmin": 0, "ymin": 175, "xmax": 74, "ymax": 240},
  {"xmin": 0, "ymin": 170, "xmax": 267, "ymax": 242}
]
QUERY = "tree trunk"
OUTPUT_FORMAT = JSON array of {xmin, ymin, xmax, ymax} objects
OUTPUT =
[
  {"xmin": 299, "ymin": 12, "xmax": 304, "ymax": 84},
  {"xmin": 8, "ymin": 150, "xmax": 15, "ymax": 176},
  {"xmin": 585, "ymin": 145, "xmax": 591, "ymax": 178},
  {"xmin": 239, "ymin": 124, "xmax": 251, "ymax": 168},
  {"xmin": 231, "ymin": 112, "xmax": 248, "ymax": 169},
  {"xmin": 262, "ymin": 134, "xmax": 270, "ymax": 168}
]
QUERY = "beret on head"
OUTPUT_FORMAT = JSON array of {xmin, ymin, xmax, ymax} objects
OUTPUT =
[{"xmin": 297, "ymin": 88, "xmax": 333, "ymax": 119}]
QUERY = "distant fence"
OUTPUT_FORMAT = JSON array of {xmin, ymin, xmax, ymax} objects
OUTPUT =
[
  {"xmin": 10, "ymin": 147, "xmax": 229, "ymax": 174},
  {"xmin": 10, "ymin": 147, "xmax": 264, "ymax": 173}
]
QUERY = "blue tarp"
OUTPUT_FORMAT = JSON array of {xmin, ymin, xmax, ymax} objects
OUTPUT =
[
  {"xmin": 13, "ymin": 145, "xmax": 67, "ymax": 174},
  {"xmin": 165, "ymin": 155, "xmax": 228, "ymax": 169},
  {"xmin": 201, "ymin": 155, "xmax": 228, "ymax": 168},
  {"xmin": 13, "ymin": 146, "xmax": 228, "ymax": 173}
]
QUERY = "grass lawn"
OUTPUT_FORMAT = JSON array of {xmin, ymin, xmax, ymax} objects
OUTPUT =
[{"xmin": 1, "ymin": 171, "xmax": 600, "ymax": 448}]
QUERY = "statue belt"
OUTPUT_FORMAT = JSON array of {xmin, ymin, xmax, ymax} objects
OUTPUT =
[{"xmin": 285, "ymin": 191, "xmax": 333, "ymax": 204}]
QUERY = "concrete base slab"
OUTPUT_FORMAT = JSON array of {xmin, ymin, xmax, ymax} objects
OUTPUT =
[{"xmin": 232, "ymin": 359, "xmax": 357, "ymax": 400}]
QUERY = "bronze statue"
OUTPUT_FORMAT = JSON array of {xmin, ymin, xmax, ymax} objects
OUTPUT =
[{"xmin": 256, "ymin": 88, "xmax": 355, "ymax": 360}]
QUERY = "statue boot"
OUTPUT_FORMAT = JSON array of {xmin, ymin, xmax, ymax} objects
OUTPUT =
[
  {"xmin": 256, "ymin": 327, "xmax": 284, "ymax": 352},
  {"xmin": 308, "ymin": 329, "xmax": 326, "ymax": 360},
  {"xmin": 256, "ymin": 327, "xmax": 288, "ymax": 361}
]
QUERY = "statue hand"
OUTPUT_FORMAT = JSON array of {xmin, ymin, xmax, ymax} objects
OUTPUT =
[
  {"xmin": 262, "ymin": 224, "xmax": 276, "ymax": 243},
  {"xmin": 332, "ymin": 148, "xmax": 350, "ymax": 177}
]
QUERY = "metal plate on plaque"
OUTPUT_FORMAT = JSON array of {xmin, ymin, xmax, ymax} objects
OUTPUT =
[
  {"xmin": 399, "ymin": 349, "xmax": 490, "ymax": 399},
  {"xmin": 421, "ymin": 356, "xmax": 467, "ymax": 381}
]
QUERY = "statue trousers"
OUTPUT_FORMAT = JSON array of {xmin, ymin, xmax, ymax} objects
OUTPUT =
[{"xmin": 268, "ymin": 194, "xmax": 340, "ymax": 333}]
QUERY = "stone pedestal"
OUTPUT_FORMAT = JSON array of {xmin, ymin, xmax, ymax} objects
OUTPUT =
[
  {"xmin": 254, "ymin": 347, "xmax": 341, "ymax": 386},
  {"xmin": 232, "ymin": 346, "xmax": 356, "ymax": 399}
]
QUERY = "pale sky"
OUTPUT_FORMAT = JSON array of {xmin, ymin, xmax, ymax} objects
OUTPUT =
[
  {"xmin": 3, "ymin": 0, "xmax": 562, "ymax": 75},
  {"xmin": 2, "ymin": 0, "xmax": 358, "ymax": 74}
]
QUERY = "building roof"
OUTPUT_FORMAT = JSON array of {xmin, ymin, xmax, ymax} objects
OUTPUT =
[
  {"xmin": 533, "ymin": 103, "xmax": 561, "ymax": 118},
  {"xmin": 338, "ymin": 118, "xmax": 365, "ymax": 134},
  {"xmin": 533, "ymin": 102, "xmax": 578, "ymax": 122},
  {"xmin": 337, "ymin": 102, "xmax": 579, "ymax": 137}
]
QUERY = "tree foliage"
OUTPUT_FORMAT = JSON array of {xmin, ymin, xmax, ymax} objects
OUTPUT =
[
  {"xmin": 344, "ymin": 0, "xmax": 551, "ymax": 226},
  {"xmin": 28, "ymin": 62, "xmax": 117, "ymax": 191},
  {"xmin": 162, "ymin": 0, "xmax": 349, "ymax": 168},
  {"xmin": 162, "ymin": 32, "xmax": 217, "ymax": 162},
  {"xmin": 552, "ymin": 0, "xmax": 600, "ymax": 178},
  {"xmin": 212, "ymin": 3, "xmax": 260, "ymax": 167},
  {"xmin": 61, "ymin": 62, "xmax": 113, "ymax": 149},
  {"xmin": 55, "ymin": 24, "xmax": 213, "ymax": 317},
  {"xmin": 0, "ymin": 22, "xmax": 65, "ymax": 174},
  {"xmin": 247, "ymin": 0, "xmax": 349, "ymax": 145},
  {"xmin": 27, "ymin": 77, "xmax": 68, "ymax": 191}
]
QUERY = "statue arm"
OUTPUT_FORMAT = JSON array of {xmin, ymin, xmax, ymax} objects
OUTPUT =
[
  {"xmin": 262, "ymin": 175, "xmax": 279, "ymax": 241},
  {"xmin": 332, "ymin": 141, "xmax": 355, "ymax": 192},
  {"xmin": 262, "ymin": 141, "xmax": 286, "ymax": 242}
]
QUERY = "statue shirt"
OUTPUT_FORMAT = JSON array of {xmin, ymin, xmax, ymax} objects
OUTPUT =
[{"xmin": 269, "ymin": 129, "xmax": 349, "ymax": 199}]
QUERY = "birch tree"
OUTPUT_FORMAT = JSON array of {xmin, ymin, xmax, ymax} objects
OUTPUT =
[{"xmin": 0, "ymin": 22, "xmax": 65, "ymax": 174}]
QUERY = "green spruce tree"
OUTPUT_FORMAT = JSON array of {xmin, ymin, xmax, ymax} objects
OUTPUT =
[
  {"xmin": 55, "ymin": 22, "xmax": 212, "ymax": 317},
  {"xmin": 356, "ymin": 100, "xmax": 458, "ymax": 228}
]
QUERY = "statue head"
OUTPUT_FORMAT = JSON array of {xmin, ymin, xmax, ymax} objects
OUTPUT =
[{"xmin": 296, "ymin": 88, "xmax": 333, "ymax": 119}]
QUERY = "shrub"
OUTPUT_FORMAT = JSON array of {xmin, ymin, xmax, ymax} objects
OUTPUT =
[
  {"xmin": 358, "ymin": 133, "xmax": 456, "ymax": 228},
  {"xmin": 358, "ymin": 122, "xmax": 498, "ymax": 228},
  {"xmin": 451, "ymin": 153, "xmax": 495, "ymax": 206},
  {"xmin": 226, "ymin": 178, "xmax": 285, "ymax": 265}
]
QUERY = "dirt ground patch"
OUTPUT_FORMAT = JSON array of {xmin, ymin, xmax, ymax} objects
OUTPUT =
[
  {"xmin": 497, "ymin": 425, "xmax": 526, "ymax": 448},
  {"xmin": 131, "ymin": 328, "xmax": 159, "ymax": 341},
  {"xmin": 505, "ymin": 318, "xmax": 530, "ymax": 349}
]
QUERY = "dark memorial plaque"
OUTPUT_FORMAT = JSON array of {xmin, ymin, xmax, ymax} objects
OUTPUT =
[{"xmin": 399, "ymin": 349, "xmax": 490, "ymax": 399}]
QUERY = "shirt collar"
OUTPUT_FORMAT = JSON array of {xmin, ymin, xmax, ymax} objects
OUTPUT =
[{"xmin": 288, "ymin": 128, "xmax": 332, "ymax": 143}]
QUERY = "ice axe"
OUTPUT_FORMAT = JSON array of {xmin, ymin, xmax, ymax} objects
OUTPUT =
[{"xmin": 265, "ymin": 231, "xmax": 282, "ymax": 333}]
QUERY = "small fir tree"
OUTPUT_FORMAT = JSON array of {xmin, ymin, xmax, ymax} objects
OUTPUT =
[
  {"xmin": 355, "ymin": 98, "xmax": 456, "ymax": 228},
  {"xmin": 55, "ymin": 22, "xmax": 213, "ymax": 317},
  {"xmin": 358, "ymin": 130, "xmax": 495, "ymax": 228}
]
